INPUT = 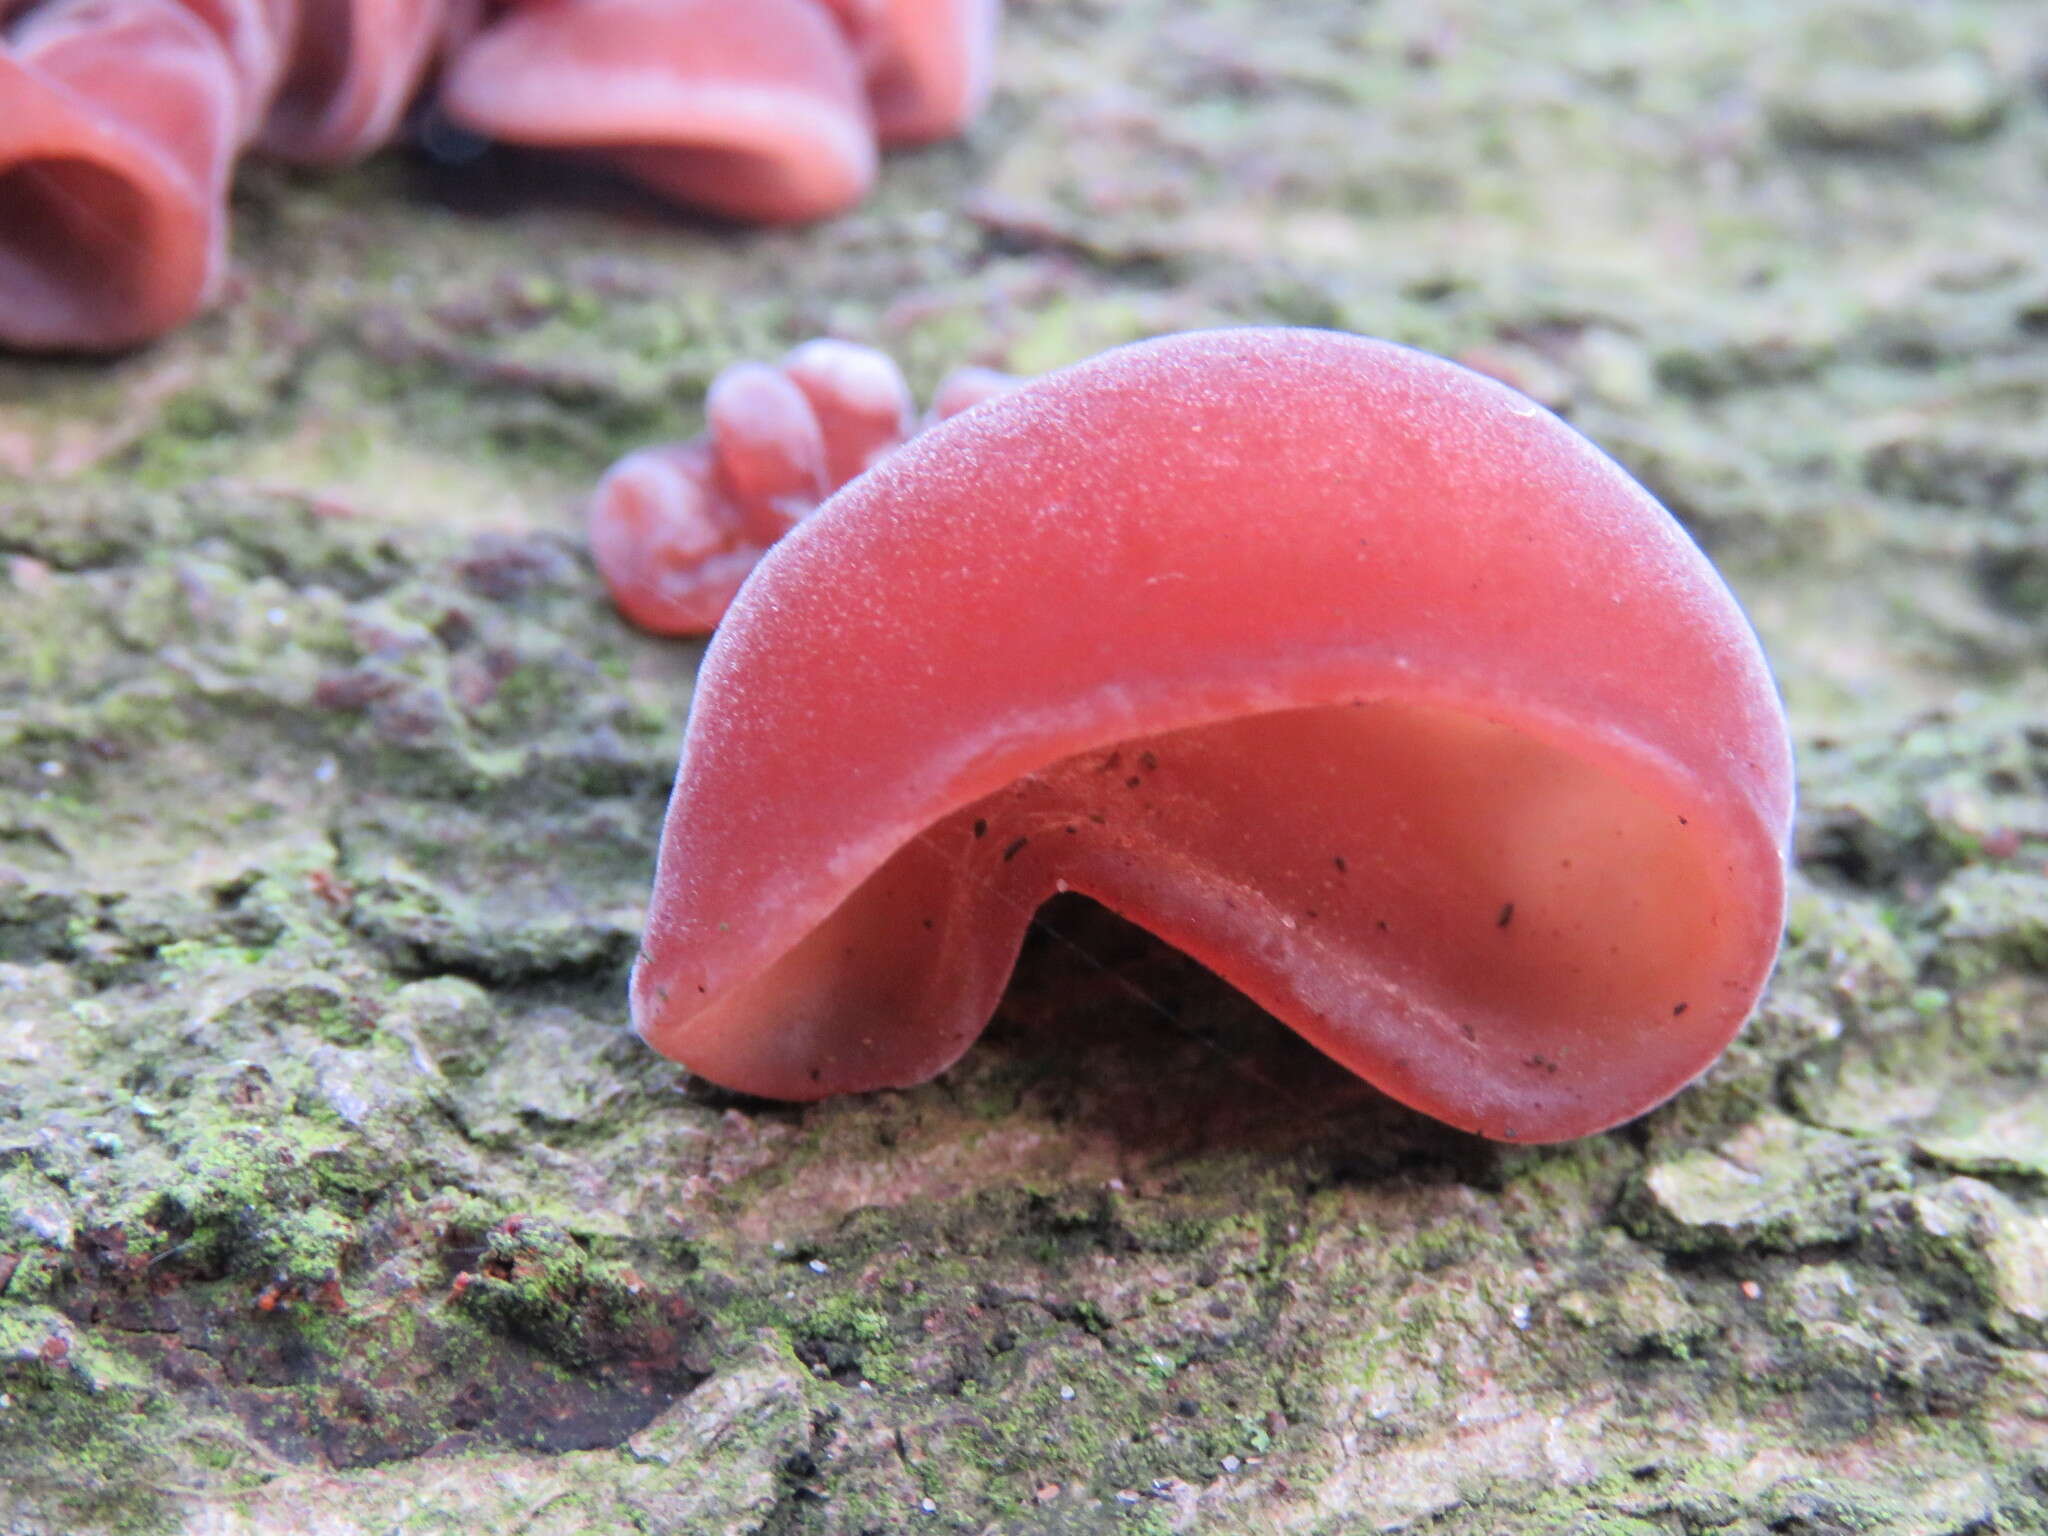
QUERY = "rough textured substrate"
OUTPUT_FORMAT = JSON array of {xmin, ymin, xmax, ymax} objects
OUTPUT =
[{"xmin": 4, "ymin": 1, "xmax": 2048, "ymax": 1531}]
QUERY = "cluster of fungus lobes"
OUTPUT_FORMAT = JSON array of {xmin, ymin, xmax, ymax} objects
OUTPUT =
[
  {"xmin": 626, "ymin": 328, "xmax": 1796, "ymax": 1142},
  {"xmin": 590, "ymin": 337, "xmax": 1016, "ymax": 633},
  {"xmin": 0, "ymin": 0, "xmax": 998, "ymax": 351}
]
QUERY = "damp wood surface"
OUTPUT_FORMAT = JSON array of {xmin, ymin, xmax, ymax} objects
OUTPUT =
[{"xmin": 4, "ymin": 1, "xmax": 2048, "ymax": 1531}]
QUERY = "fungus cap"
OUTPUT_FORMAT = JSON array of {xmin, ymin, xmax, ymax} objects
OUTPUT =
[
  {"xmin": 781, "ymin": 337, "xmax": 915, "ymax": 485},
  {"xmin": 589, "ymin": 340, "xmax": 915, "ymax": 635},
  {"xmin": 927, "ymin": 362, "xmax": 1018, "ymax": 422},
  {"xmin": 0, "ymin": 0, "xmax": 239, "ymax": 350},
  {"xmin": 173, "ymin": 0, "xmax": 300, "ymax": 135},
  {"xmin": 862, "ymin": 0, "xmax": 998, "ymax": 146},
  {"xmin": 634, "ymin": 328, "xmax": 1795, "ymax": 1141},
  {"xmin": 440, "ymin": 0, "xmax": 876, "ymax": 223},
  {"xmin": 259, "ymin": 0, "xmax": 448, "ymax": 164}
]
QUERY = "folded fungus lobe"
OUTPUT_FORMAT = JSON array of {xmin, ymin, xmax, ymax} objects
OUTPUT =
[
  {"xmin": 0, "ymin": 0, "xmax": 241, "ymax": 349},
  {"xmin": 0, "ymin": 0, "xmax": 449, "ymax": 348},
  {"xmin": 439, "ymin": 0, "xmax": 878, "ymax": 224},
  {"xmin": 1, "ymin": 0, "xmax": 1000, "ymax": 348},
  {"xmin": 437, "ymin": 0, "xmax": 998, "ymax": 223},
  {"xmin": 631, "ymin": 328, "xmax": 1796, "ymax": 1142},
  {"xmin": 588, "ymin": 338, "xmax": 1007, "ymax": 634}
]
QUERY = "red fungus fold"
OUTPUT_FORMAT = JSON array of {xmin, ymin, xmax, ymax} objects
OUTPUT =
[
  {"xmin": 781, "ymin": 336, "xmax": 915, "ymax": 484},
  {"xmin": 590, "ymin": 339, "xmax": 1007, "ymax": 634},
  {"xmin": 438, "ymin": 0, "xmax": 878, "ymax": 223},
  {"xmin": 259, "ymin": 0, "xmax": 448, "ymax": 164},
  {"xmin": 174, "ymin": 0, "xmax": 297, "ymax": 133},
  {"xmin": 860, "ymin": 0, "xmax": 997, "ymax": 146},
  {"xmin": 630, "ymin": 328, "xmax": 1795, "ymax": 1142},
  {"xmin": 589, "ymin": 339, "xmax": 917, "ymax": 634},
  {"xmin": 926, "ymin": 360, "xmax": 1016, "ymax": 422},
  {"xmin": 0, "ymin": 0, "xmax": 444, "ymax": 348},
  {"xmin": 1, "ymin": 0, "xmax": 1000, "ymax": 349},
  {"xmin": 0, "ymin": 0, "xmax": 240, "ymax": 349}
]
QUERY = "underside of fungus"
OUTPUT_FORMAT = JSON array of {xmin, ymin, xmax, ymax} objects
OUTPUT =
[
  {"xmin": 439, "ymin": 0, "xmax": 880, "ymax": 224},
  {"xmin": 0, "ymin": 0, "xmax": 239, "ymax": 350},
  {"xmin": 630, "ymin": 328, "xmax": 1795, "ymax": 1142}
]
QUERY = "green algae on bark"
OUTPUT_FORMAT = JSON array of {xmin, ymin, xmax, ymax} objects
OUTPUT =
[{"xmin": 7, "ymin": 0, "xmax": 2048, "ymax": 1530}]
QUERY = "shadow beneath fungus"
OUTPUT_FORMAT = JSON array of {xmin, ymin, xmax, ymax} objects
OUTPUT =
[
  {"xmin": 60, "ymin": 1198, "xmax": 709, "ymax": 1469},
  {"xmin": 971, "ymin": 893, "xmax": 1502, "ymax": 1182},
  {"xmin": 404, "ymin": 123, "xmax": 740, "ymax": 232},
  {"xmin": 698, "ymin": 894, "xmax": 1515, "ymax": 1251}
]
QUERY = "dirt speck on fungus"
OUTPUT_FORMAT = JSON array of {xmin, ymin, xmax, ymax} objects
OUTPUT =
[{"xmin": 5, "ymin": 0, "xmax": 2048, "ymax": 1531}]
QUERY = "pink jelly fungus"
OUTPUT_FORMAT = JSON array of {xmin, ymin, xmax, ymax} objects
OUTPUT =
[
  {"xmin": 861, "ymin": 0, "xmax": 997, "ymax": 146},
  {"xmin": 589, "ymin": 338, "xmax": 925, "ymax": 635},
  {"xmin": 782, "ymin": 336, "xmax": 915, "ymax": 485},
  {"xmin": 258, "ymin": 0, "xmax": 449, "ymax": 165},
  {"xmin": 926, "ymin": 362, "xmax": 1017, "ymax": 422},
  {"xmin": 172, "ymin": 0, "xmax": 297, "ymax": 135},
  {"xmin": 440, "ymin": 0, "xmax": 998, "ymax": 224},
  {"xmin": 0, "ymin": 0, "xmax": 447, "ymax": 348},
  {"xmin": 438, "ymin": 0, "xmax": 997, "ymax": 220},
  {"xmin": 1, "ymin": 0, "xmax": 999, "ymax": 349},
  {"xmin": 629, "ymin": 328, "xmax": 1795, "ymax": 1142},
  {"xmin": 441, "ymin": 0, "xmax": 875, "ymax": 223},
  {"xmin": 0, "ymin": 0, "xmax": 240, "ymax": 350}
]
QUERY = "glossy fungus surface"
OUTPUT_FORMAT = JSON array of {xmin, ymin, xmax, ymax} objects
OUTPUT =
[{"xmin": 631, "ymin": 328, "xmax": 1795, "ymax": 1142}]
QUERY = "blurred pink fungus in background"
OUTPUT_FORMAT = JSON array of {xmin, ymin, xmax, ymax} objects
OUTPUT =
[
  {"xmin": 0, "ymin": 0, "xmax": 999, "ymax": 350},
  {"xmin": 590, "ymin": 337, "xmax": 1017, "ymax": 634}
]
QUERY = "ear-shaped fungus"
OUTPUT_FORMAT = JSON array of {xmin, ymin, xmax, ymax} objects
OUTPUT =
[
  {"xmin": 859, "ymin": 0, "xmax": 997, "ymax": 146},
  {"xmin": 259, "ymin": 0, "xmax": 449, "ymax": 164},
  {"xmin": 631, "ymin": 328, "xmax": 1795, "ymax": 1142},
  {"xmin": 439, "ymin": 0, "xmax": 877, "ymax": 223},
  {"xmin": 0, "ymin": 0, "xmax": 240, "ymax": 350},
  {"xmin": 0, "ymin": 0, "xmax": 445, "ymax": 348},
  {"xmin": 174, "ymin": 0, "xmax": 298, "ymax": 134},
  {"xmin": 589, "ymin": 339, "xmax": 914, "ymax": 634},
  {"xmin": 2, "ymin": 0, "xmax": 1001, "ymax": 350},
  {"xmin": 926, "ymin": 360, "xmax": 1017, "ymax": 422}
]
